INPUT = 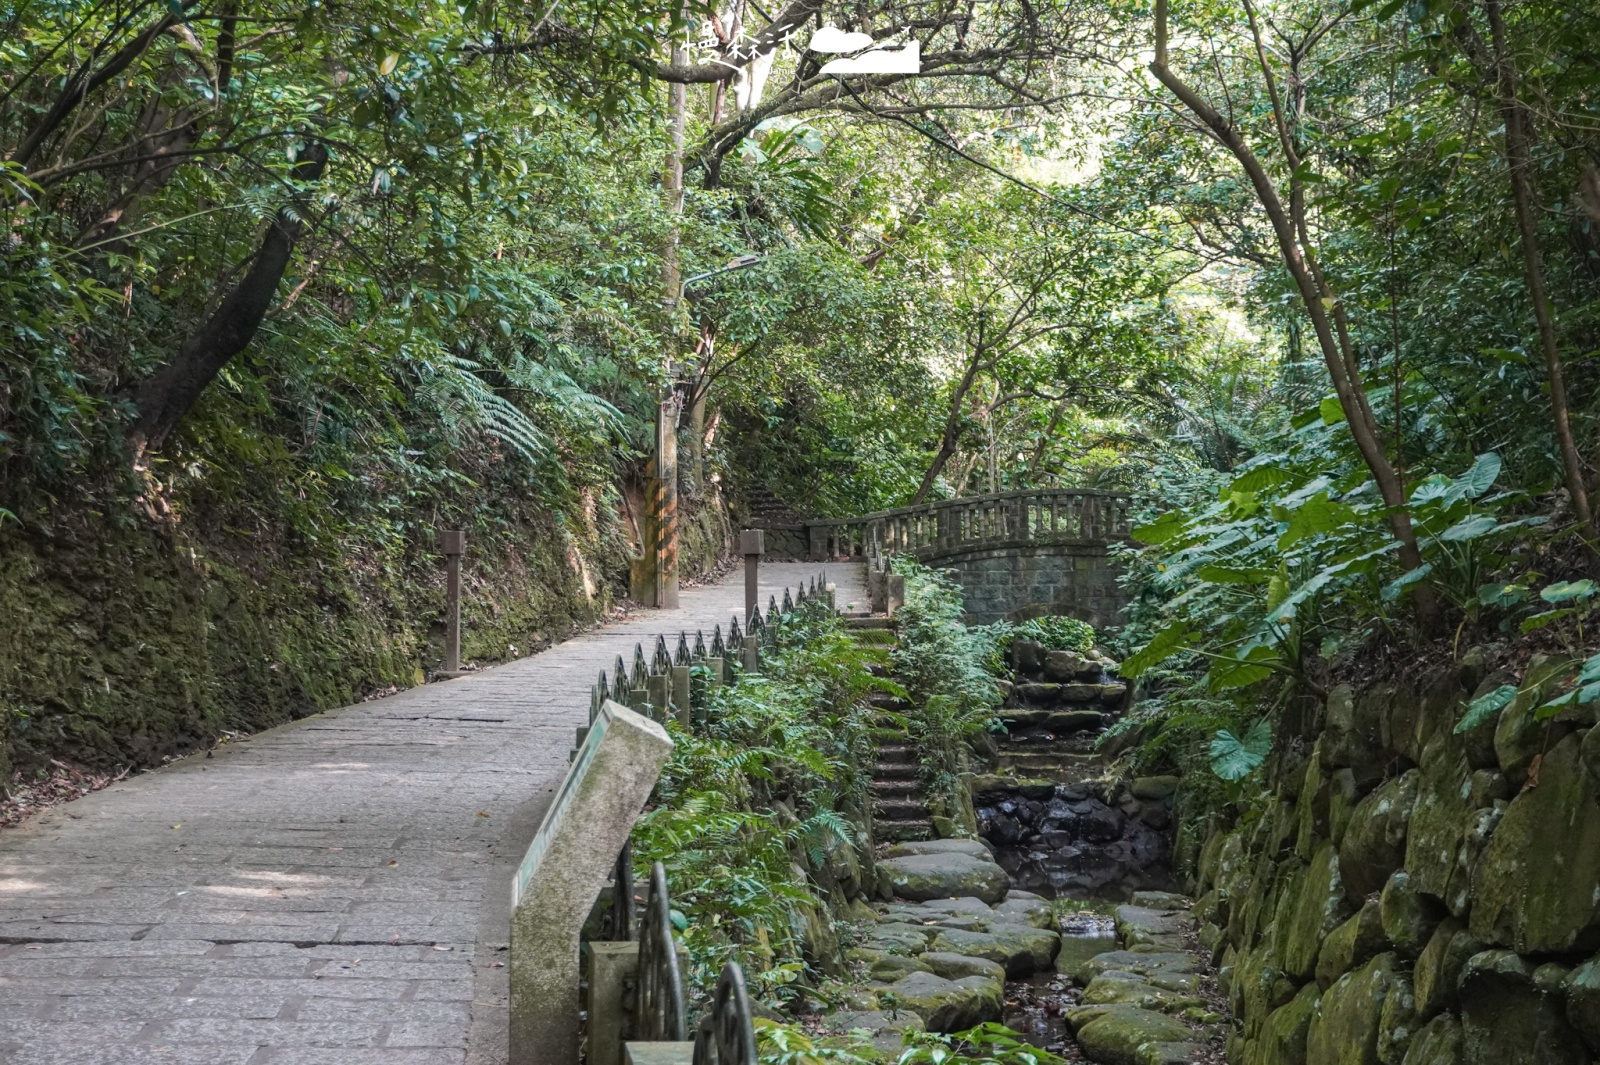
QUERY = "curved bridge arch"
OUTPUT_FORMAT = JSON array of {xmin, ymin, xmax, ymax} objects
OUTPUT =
[{"xmin": 799, "ymin": 489, "xmax": 1135, "ymax": 626}]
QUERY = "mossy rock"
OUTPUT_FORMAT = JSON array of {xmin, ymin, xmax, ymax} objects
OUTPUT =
[
  {"xmin": 1566, "ymin": 955, "xmax": 1600, "ymax": 1054},
  {"xmin": 1339, "ymin": 770, "xmax": 1420, "ymax": 903},
  {"xmin": 1295, "ymin": 739, "xmax": 1331, "ymax": 861},
  {"xmin": 1458, "ymin": 950, "xmax": 1591, "ymax": 1065},
  {"xmin": 1493, "ymin": 655, "xmax": 1580, "ymax": 788},
  {"xmin": 1403, "ymin": 735, "xmax": 1484, "ymax": 917},
  {"xmin": 1411, "ymin": 917, "xmax": 1481, "ymax": 1021},
  {"xmin": 1315, "ymin": 898, "xmax": 1388, "ymax": 991},
  {"xmin": 1379, "ymin": 871, "xmax": 1443, "ymax": 957},
  {"xmin": 1376, "ymin": 973, "xmax": 1417, "ymax": 1065},
  {"xmin": 1079, "ymin": 971, "xmax": 1204, "ymax": 1014},
  {"xmin": 1400, "ymin": 1013, "xmax": 1461, "ymax": 1065},
  {"xmin": 1305, "ymin": 951, "xmax": 1401, "ymax": 1065},
  {"xmin": 1275, "ymin": 840, "xmax": 1352, "ymax": 982},
  {"xmin": 1068, "ymin": 1005, "xmax": 1197, "ymax": 1065},
  {"xmin": 873, "ymin": 970, "xmax": 1002, "ymax": 1033},
  {"xmin": 1469, "ymin": 734, "xmax": 1600, "ymax": 954},
  {"xmin": 879, "ymin": 851, "xmax": 1009, "ymax": 904},
  {"xmin": 1243, "ymin": 982, "xmax": 1318, "ymax": 1065},
  {"xmin": 1231, "ymin": 942, "xmax": 1297, "ymax": 1042},
  {"xmin": 928, "ymin": 924, "xmax": 1059, "ymax": 977}
]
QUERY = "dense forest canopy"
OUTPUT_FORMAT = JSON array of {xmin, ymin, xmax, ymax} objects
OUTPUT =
[{"xmin": 1, "ymin": 0, "xmax": 1597, "ymax": 680}]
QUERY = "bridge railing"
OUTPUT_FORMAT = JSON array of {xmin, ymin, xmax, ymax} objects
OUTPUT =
[{"xmin": 802, "ymin": 488, "xmax": 1136, "ymax": 562}]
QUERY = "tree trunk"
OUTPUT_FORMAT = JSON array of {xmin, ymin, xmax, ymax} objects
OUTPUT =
[
  {"xmin": 911, "ymin": 344, "xmax": 987, "ymax": 505},
  {"xmin": 129, "ymin": 143, "xmax": 328, "ymax": 456},
  {"xmin": 10, "ymin": 13, "xmax": 174, "ymax": 170},
  {"xmin": 1486, "ymin": 0, "xmax": 1596, "ymax": 542},
  {"xmin": 1150, "ymin": 0, "xmax": 1433, "ymax": 603}
]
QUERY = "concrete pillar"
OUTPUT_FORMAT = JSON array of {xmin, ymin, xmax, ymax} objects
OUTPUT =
[
  {"xmin": 585, "ymin": 941, "xmax": 639, "ymax": 1065},
  {"xmin": 886, "ymin": 574, "xmax": 906, "ymax": 617},
  {"xmin": 439, "ymin": 529, "xmax": 465, "ymax": 676},
  {"xmin": 740, "ymin": 529, "xmax": 764, "ymax": 623},
  {"xmin": 669, "ymin": 665, "xmax": 691, "ymax": 728}
]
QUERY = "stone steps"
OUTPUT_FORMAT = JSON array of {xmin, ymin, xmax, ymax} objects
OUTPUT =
[
  {"xmin": 874, "ymin": 798, "xmax": 931, "ymax": 822},
  {"xmin": 995, "ymin": 750, "xmax": 1102, "ymax": 774},
  {"xmin": 876, "ymin": 744, "xmax": 918, "ymax": 765},
  {"xmin": 873, "ymin": 762, "xmax": 919, "ymax": 782},
  {"xmin": 875, "ymin": 818, "xmax": 934, "ymax": 842}
]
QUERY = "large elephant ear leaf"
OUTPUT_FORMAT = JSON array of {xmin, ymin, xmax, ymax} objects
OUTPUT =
[
  {"xmin": 1119, "ymin": 621, "xmax": 1193, "ymax": 677},
  {"xmin": 1455, "ymin": 684, "xmax": 1516, "ymax": 734},
  {"xmin": 1132, "ymin": 511, "xmax": 1188, "ymax": 545},
  {"xmin": 1210, "ymin": 718, "xmax": 1272, "ymax": 780},
  {"xmin": 1448, "ymin": 452, "xmax": 1501, "ymax": 501}
]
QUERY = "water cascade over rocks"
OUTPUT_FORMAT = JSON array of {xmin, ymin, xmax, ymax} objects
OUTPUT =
[{"xmin": 968, "ymin": 637, "xmax": 1179, "ymax": 899}]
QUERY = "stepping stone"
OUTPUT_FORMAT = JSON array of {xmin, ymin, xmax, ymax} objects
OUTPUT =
[
  {"xmin": 1129, "ymin": 891, "xmax": 1191, "ymax": 912},
  {"xmin": 879, "ymin": 852, "xmax": 1008, "ymax": 904},
  {"xmin": 818, "ymin": 1010, "xmax": 926, "ymax": 1053},
  {"xmin": 928, "ymin": 925, "xmax": 1061, "ymax": 977},
  {"xmin": 1113, "ymin": 906, "xmax": 1197, "ymax": 950},
  {"xmin": 872, "ymin": 970, "xmax": 1003, "ymax": 1033},
  {"xmin": 918, "ymin": 951, "xmax": 1007, "ymax": 983},
  {"xmin": 1072, "ymin": 950, "xmax": 1199, "ymax": 986},
  {"xmin": 867, "ymin": 922, "xmax": 936, "ymax": 955},
  {"xmin": 882, "ymin": 838, "xmax": 994, "ymax": 859},
  {"xmin": 1065, "ymin": 1005, "xmax": 1199, "ymax": 1065},
  {"xmin": 994, "ymin": 892, "xmax": 1054, "ymax": 929},
  {"xmin": 1079, "ymin": 971, "xmax": 1205, "ymax": 1014},
  {"xmin": 848, "ymin": 947, "xmax": 931, "ymax": 981}
]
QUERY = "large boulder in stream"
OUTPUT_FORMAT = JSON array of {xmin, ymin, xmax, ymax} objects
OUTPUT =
[
  {"xmin": 1066, "ymin": 1005, "xmax": 1201, "ymax": 1065},
  {"xmin": 928, "ymin": 924, "xmax": 1060, "ymax": 977},
  {"xmin": 872, "ymin": 969, "xmax": 1002, "ymax": 1032},
  {"xmin": 879, "ymin": 841, "xmax": 1010, "ymax": 904}
]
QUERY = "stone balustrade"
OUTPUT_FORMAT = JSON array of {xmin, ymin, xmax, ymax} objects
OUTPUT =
[{"xmin": 801, "ymin": 489, "xmax": 1136, "ymax": 564}]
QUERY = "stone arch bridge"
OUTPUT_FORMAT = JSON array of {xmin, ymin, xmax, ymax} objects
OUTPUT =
[{"xmin": 767, "ymin": 489, "xmax": 1136, "ymax": 626}]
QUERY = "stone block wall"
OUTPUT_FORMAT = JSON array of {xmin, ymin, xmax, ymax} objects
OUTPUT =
[
  {"xmin": 937, "ymin": 544, "xmax": 1128, "ymax": 627},
  {"xmin": 1184, "ymin": 652, "xmax": 1600, "ymax": 1065}
]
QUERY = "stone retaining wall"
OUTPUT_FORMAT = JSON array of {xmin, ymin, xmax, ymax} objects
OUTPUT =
[
  {"xmin": 937, "ymin": 544, "xmax": 1128, "ymax": 626},
  {"xmin": 1184, "ymin": 651, "xmax": 1600, "ymax": 1065}
]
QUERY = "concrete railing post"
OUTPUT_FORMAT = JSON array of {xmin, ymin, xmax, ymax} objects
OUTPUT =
[
  {"xmin": 509, "ymin": 701, "xmax": 673, "ymax": 1065},
  {"xmin": 740, "ymin": 529, "xmax": 764, "ymax": 624},
  {"xmin": 440, "ymin": 529, "xmax": 465, "ymax": 677}
]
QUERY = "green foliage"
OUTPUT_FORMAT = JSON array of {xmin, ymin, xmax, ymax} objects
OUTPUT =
[
  {"xmin": 756, "ymin": 1018, "xmax": 875, "ymax": 1065},
  {"xmin": 976, "ymin": 616, "xmax": 1099, "ymax": 676},
  {"xmin": 1456, "ymin": 685, "xmax": 1518, "ymax": 734},
  {"xmin": 1209, "ymin": 719, "xmax": 1273, "ymax": 781},
  {"xmin": 897, "ymin": 1024, "xmax": 1064, "ymax": 1065},
  {"xmin": 888, "ymin": 559, "xmax": 1002, "ymax": 813},
  {"xmin": 632, "ymin": 603, "xmax": 881, "ymax": 994}
]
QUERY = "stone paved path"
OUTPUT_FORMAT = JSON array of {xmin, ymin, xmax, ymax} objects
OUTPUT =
[{"xmin": 0, "ymin": 563, "xmax": 867, "ymax": 1065}]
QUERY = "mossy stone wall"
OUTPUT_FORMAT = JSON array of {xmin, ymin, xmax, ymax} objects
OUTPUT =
[{"xmin": 1187, "ymin": 654, "xmax": 1600, "ymax": 1065}]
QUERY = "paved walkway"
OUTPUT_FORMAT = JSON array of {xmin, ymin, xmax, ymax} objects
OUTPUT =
[{"xmin": 0, "ymin": 563, "xmax": 867, "ymax": 1065}]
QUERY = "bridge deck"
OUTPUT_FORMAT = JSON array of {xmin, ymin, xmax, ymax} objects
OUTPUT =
[{"xmin": 0, "ymin": 563, "xmax": 866, "ymax": 1065}]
